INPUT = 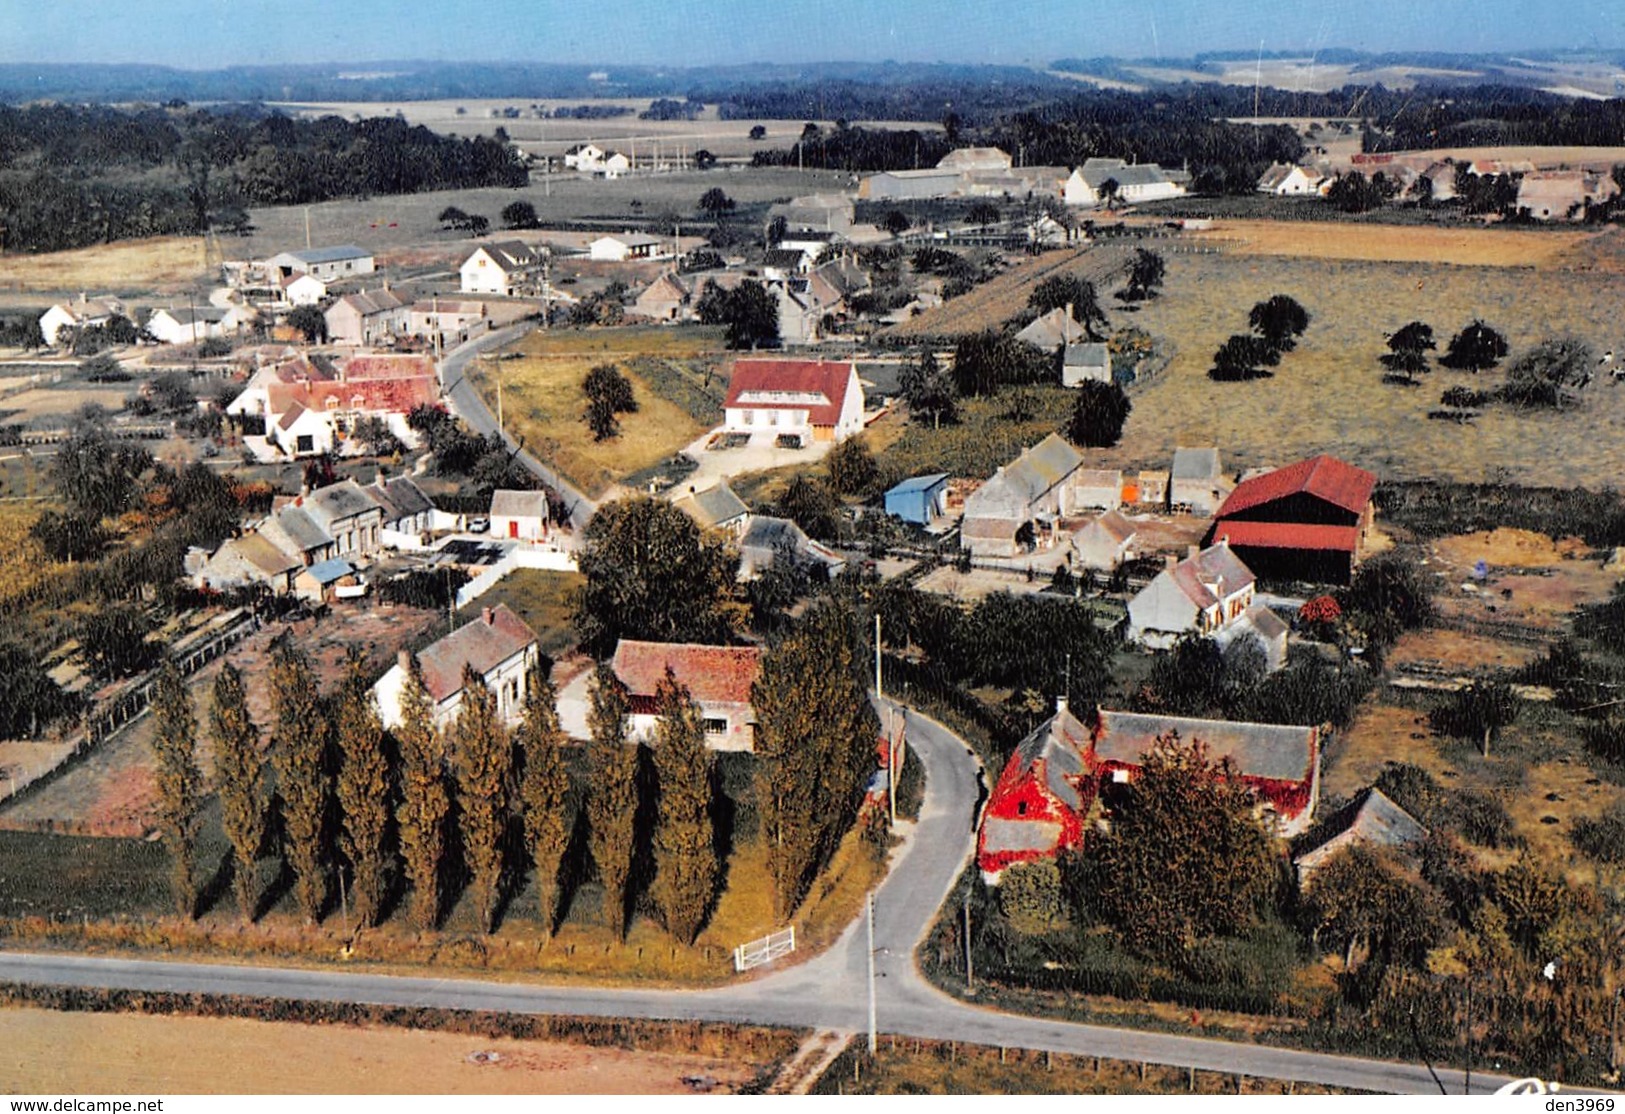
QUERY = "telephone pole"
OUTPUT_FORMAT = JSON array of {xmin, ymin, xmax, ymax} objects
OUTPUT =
[{"xmin": 866, "ymin": 893, "xmax": 878, "ymax": 1054}]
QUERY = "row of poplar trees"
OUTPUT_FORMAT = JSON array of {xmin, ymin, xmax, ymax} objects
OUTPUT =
[
  {"xmin": 147, "ymin": 598, "xmax": 881, "ymax": 939},
  {"xmin": 148, "ymin": 641, "xmax": 724, "ymax": 942}
]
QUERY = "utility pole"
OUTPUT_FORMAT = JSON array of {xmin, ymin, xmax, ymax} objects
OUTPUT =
[
  {"xmin": 866, "ymin": 893, "xmax": 877, "ymax": 1055},
  {"xmin": 963, "ymin": 889, "xmax": 974, "ymax": 992},
  {"xmin": 874, "ymin": 613, "xmax": 882, "ymax": 698},
  {"xmin": 887, "ymin": 709, "xmax": 896, "ymax": 826}
]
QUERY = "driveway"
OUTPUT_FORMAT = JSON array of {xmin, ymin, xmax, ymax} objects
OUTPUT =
[{"xmin": 675, "ymin": 427, "xmax": 835, "ymax": 493}]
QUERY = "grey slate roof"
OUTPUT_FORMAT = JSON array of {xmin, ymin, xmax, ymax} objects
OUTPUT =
[
  {"xmin": 306, "ymin": 480, "xmax": 382, "ymax": 527},
  {"xmin": 1295, "ymin": 787, "xmax": 1426, "ymax": 874},
  {"xmin": 1063, "ymin": 342, "xmax": 1110, "ymax": 368},
  {"xmin": 260, "ymin": 505, "xmax": 332, "ymax": 556},
  {"xmin": 1092, "ymin": 708, "xmax": 1317, "ymax": 784},
  {"xmin": 1172, "ymin": 447, "xmax": 1222, "ymax": 481},
  {"xmin": 288, "ymin": 245, "xmax": 371, "ymax": 265},
  {"xmin": 673, "ymin": 482, "xmax": 749, "ymax": 530},
  {"xmin": 490, "ymin": 488, "xmax": 550, "ymax": 520},
  {"xmin": 1008, "ymin": 705, "xmax": 1091, "ymax": 811}
]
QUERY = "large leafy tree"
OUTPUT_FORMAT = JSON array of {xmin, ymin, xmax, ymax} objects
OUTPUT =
[
  {"xmin": 1501, "ymin": 335, "xmax": 1596, "ymax": 410},
  {"xmin": 1208, "ymin": 333, "xmax": 1278, "ymax": 382},
  {"xmin": 898, "ymin": 350, "xmax": 958, "ymax": 427},
  {"xmin": 451, "ymin": 664, "xmax": 512, "ymax": 934},
  {"xmin": 79, "ymin": 603, "xmax": 156, "ymax": 681},
  {"xmin": 149, "ymin": 660, "xmax": 202, "ymax": 919},
  {"xmin": 650, "ymin": 671, "xmax": 719, "ymax": 944},
  {"xmin": 573, "ymin": 495, "xmax": 740, "ymax": 659},
  {"xmin": 394, "ymin": 653, "xmax": 449, "ymax": 930},
  {"xmin": 1247, "ymin": 294, "xmax": 1310, "ymax": 354},
  {"xmin": 695, "ymin": 279, "xmax": 779, "ymax": 350},
  {"xmin": 1085, "ymin": 732, "xmax": 1278, "ymax": 959},
  {"xmin": 825, "ymin": 436, "xmax": 877, "ymax": 497},
  {"xmin": 586, "ymin": 665, "xmax": 640, "ymax": 939},
  {"xmin": 951, "ymin": 330, "xmax": 1051, "ymax": 396},
  {"xmin": 207, "ymin": 663, "xmax": 265, "ymax": 922},
  {"xmin": 1301, "ymin": 844, "xmax": 1449, "ymax": 988},
  {"xmin": 1064, "ymin": 380, "xmax": 1131, "ymax": 447},
  {"xmin": 1027, "ymin": 274, "xmax": 1107, "ymax": 340},
  {"xmin": 0, "ymin": 642, "xmax": 71, "ymax": 739},
  {"xmin": 752, "ymin": 601, "xmax": 882, "ymax": 921},
  {"xmin": 270, "ymin": 642, "xmax": 331, "ymax": 923},
  {"xmin": 1119, "ymin": 247, "xmax": 1166, "ymax": 302},
  {"xmin": 334, "ymin": 649, "xmax": 390, "ymax": 929},
  {"xmin": 49, "ymin": 425, "xmax": 151, "ymax": 518},
  {"xmin": 1440, "ymin": 320, "xmax": 1509, "ymax": 373},
  {"xmin": 1381, "ymin": 321, "xmax": 1436, "ymax": 384},
  {"xmin": 518, "ymin": 671, "xmax": 572, "ymax": 935}
]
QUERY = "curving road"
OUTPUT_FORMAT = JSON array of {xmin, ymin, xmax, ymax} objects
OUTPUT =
[
  {"xmin": 0, "ymin": 697, "xmax": 1534, "ymax": 1094},
  {"xmin": 438, "ymin": 323, "xmax": 597, "ymax": 531}
]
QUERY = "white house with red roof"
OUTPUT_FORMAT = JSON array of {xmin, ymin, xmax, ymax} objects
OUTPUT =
[
  {"xmin": 1206, "ymin": 454, "xmax": 1376, "ymax": 586},
  {"xmin": 610, "ymin": 639, "xmax": 763, "ymax": 752},
  {"xmin": 976, "ymin": 702, "xmax": 1322, "ymax": 881},
  {"xmin": 722, "ymin": 358, "xmax": 864, "ymax": 445},
  {"xmin": 227, "ymin": 353, "xmax": 439, "ymax": 459},
  {"xmin": 373, "ymin": 604, "xmax": 540, "ymax": 731}
]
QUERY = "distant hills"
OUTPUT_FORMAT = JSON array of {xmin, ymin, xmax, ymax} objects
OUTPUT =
[{"xmin": 1, "ymin": 51, "xmax": 1621, "ymax": 112}]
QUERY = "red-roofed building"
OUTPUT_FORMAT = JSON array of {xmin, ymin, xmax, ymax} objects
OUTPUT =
[
  {"xmin": 610, "ymin": 639, "xmax": 762, "ymax": 752},
  {"xmin": 723, "ymin": 358, "xmax": 864, "ymax": 445},
  {"xmin": 226, "ymin": 353, "xmax": 438, "ymax": 459},
  {"xmin": 977, "ymin": 703, "xmax": 1322, "ymax": 882},
  {"xmin": 1206, "ymin": 455, "xmax": 1376, "ymax": 585}
]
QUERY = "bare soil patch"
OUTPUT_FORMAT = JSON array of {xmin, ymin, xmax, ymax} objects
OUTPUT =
[
  {"xmin": 1193, "ymin": 218, "xmax": 1592, "ymax": 269},
  {"xmin": 0, "ymin": 1006, "xmax": 766, "ymax": 1094}
]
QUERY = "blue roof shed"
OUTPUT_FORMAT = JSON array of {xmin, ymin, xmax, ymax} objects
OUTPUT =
[{"xmin": 884, "ymin": 473, "xmax": 950, "ymax": 525}]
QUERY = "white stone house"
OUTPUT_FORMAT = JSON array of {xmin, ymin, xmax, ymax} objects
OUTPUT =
[
  {"xmin": 373, "ymin": 604, "xmax": 540, "ymax": 731},
  {"xmin": 1127, "ymin": 541, "xmax": 1257, "ymax": 650},
  {"xmin": 489, "ymin": 488, "xmax": 551, "ymax": 541},
  {"xmin": 39, "ymin": 295, "xmax": 125, "ymax": 348},
  {"xmin": 460, "ymin": 241, "xmax": 544, "ymax": 296},
  {"xmin": 722, "ymin": 358, "xmax": 864, "ymax": 444}
]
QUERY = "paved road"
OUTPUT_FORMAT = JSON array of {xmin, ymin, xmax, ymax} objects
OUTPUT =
[
  {"xmin": 0, "ymin": 696, "xmax": 1533, "ymax": 1094},
  {"xmin": 438, "ymin": 323, "xmax": 597, "ymax": 532}
]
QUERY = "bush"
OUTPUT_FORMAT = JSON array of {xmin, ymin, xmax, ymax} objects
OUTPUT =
[
  {"xmin": 997, "ymin": 859, "xmax": 1066, "ymax": 935},
  {"xmin": 1570, "ymin": 806, "xmax": 1625, "ymax": 864}
]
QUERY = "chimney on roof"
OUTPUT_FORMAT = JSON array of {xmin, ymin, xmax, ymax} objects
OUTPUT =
[
  {"xmin": 1187, "ymin": 544, "xmax": 1199, "ymax": 561},
  {"xmin": 482, "ymin": 606, "xmax": 494, "ymax": 626},
  {"xmin": 398, "ymin": 649, "xmax": 411, "ymax": 673},
  {"xmin": 1055, "ymin": 695, "xmax": 1068, "ymax": 717},
  {"xmin": 1164, "ymin": 552, "xmax": 1178, "ymax": 572}
]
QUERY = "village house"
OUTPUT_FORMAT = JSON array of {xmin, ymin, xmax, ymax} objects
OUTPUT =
[
  {"xmin": 460, "ymin": 241, "xmax": 545, "ymax": 296},
  {"xmin": 976, "ymin": 702, "xmax": 1322, "ymax": 881},
  {"xmin": 1206, "ymin": 454, "xmax": 1377, "ymax": 586},
  {"xmin": 1256, "ymin": 163, "xmax": 1330, "ymax": 196},
  {"xmin": 227, "ymin": 352, "xmax": 438, "ymax": 459},
  {"xmin": 737, "ymin": 515, "xmax": 845, "ymax": 580},
  {"xmin": 1072, "ymin": 509, "xmax": 1136, "ymax": 571},
  {"xmin": 938, "ymin": 146, "xmax": 1014, "ymax": 173},
  {"xmin": 374, "ymin": 604, "xmax": 541, "ymax": 730},
  {"xmin": 406, "ymin": 298, "xmax": 490, "ymax": 348},
  {"xmin": 589, "ymin": 233, "xmax": 668, "ymax": 262},
  {"xmin": 301, "ymin": 479, "xmax": 385, "ymax": 562},
  {"xmin": 767, "ymin": 193, "xmax": 857, "ymax": 236},
  {"xmin": 1072, "ymin": 469, "xmax": 1122, "ymax": 512},
  {"xmin": 610, "ymin": 639, "xmax": 763, "ymax": 752},
  {"xmin": 960, "ymin": 433, "xmax": 1085, "ymax": 557},
  {"xmin": 634, "ymin": 272, "xmax": 694, "ymax": 321},
  {"xmin": 366, "ymin": 472, "xmax": 436, "ymax": 546},
  {"xmin": 324, "ymin": 288, "xmax": 410, "ymax": 347},
  {"xmin": 722, "ymin": 358, "xmax": 865, "ymax": 445},
  {"xmin": 279, "ymin": 272, "xmax": 327, "ymax": 307},
  {"xmin": 1169, "ymin": 446, "xmax": 1228, "ymax": 514},
  {"xmin": 255, "ymin": 502, "xmax": 336, "ymax": 569},
  {"xmin": 143, "ymin": 306, "xmax": 235, "ymax": 346},
  {"xmin": 1064, "ymin": 158, "xmax": 1187, "ymax": 208},
  {"xmin": 1516, "ymin": 170, "xmax": 1620, "ymax": 221},
  {"xmin": 1292, "ymin": 786, "xmax": 1427, "ymax": 887},
  {"xmin": 489, "ymin": 488, "xmax": 551, "ymax": 541},
  {"xmin": 39, "ymin": 295, "xmax": 125, "ymax": 348},
  {"xmin": 1127, "ymin": 540, "xmax": 1259, "ymax": 650},
  {"xmin": 563, "ymin": 143, "xmax": 606, "ymax": 171},
  {"xmin": 670, "ymin": 481, "xmax": 751, "ymax": 539},
  {"xmin": 1015, "ymin": 306, "xmax": 1091, "ymax": 351},
  {"xmin": 266, "ymin": 245, "xmax": 375, "ymax": 283},
  {"xmin": 192, "ymin": 531, "xmax": 302, "ymax": 596}
]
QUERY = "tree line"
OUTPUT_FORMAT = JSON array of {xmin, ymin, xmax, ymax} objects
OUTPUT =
[{"xmin": 0, "ymin": 104, "xmax": 527, "ymax": 253}]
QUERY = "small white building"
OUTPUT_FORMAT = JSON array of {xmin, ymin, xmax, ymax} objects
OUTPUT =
[
  {"xmin": 267, "ymin": 245, "xmax": 375, "ymax": 282},
  {"xmin": 1063, "ymin": 159, "xmax": 1187, "ymax": 208},
  {"xmin": 280, "ymin": 272, "xmax": 328, "ymax": 306},
  {"xmin": 1062, "ymin": 342, "xmax": 1111, "ymax": 387},
  {"xmin": 1257, "ymin": 163, "xmax": 1330, "ymax": 196},
  {"xmin": 588, "ymin": 233, "xmax": 669, "ymax": 262},
  {"xmin": 460, "ymin": 241, "xmax": 544, "ymax": 296},
  {"xmin": 489, "ymin": 488, "xmax": 551, "ymax": 541},
  {"xmin": 39, "ymin": 295, "xmax": 124, "ymax": 348},
  {"xmin": 144, "ymin": 306, "xmax": 230, "ymax": 346},
  {"xmin": 373, "ymin": 604, "xmax": 540, "ymax": 731},
  {"xmin": 611, "ymin": 639, "xmax": 763, "ymax": 752}
]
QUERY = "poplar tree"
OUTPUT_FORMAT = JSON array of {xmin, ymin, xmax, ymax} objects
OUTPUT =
[
  {"xmin": 586, "ymin": 664, "xmax": 639, "ymax": 940},
  {"xmin": 208, "ymin": 662, "xmax": 264, "ymax": 921},
  {"xmin": 753, "ymin": 601, "xmax": 881, "ymax": 921},
  {"xmin": 270, "ymin": 641, "xmax": 330, "ymax": 923},
  {"xmin": 334, "ymin": 648, "xmax": 390, "ymax": 928},
  {"xmin": 517, "ymin": 671, "xmax": 571, "ymax": 934},
  {"xmin": 451, "ymin": 664, "xmax": 511, "ymax": 934},
  {"xmin": 651, "ymin": 670, "xmax": 717, "ymax": 945},
  {"xmin": 395, "ymin": 653, "xmax": 449, "ymax": 930},
  {"xmin": 149, "ymin": 659, "xmax": 202, "ymax": 918}
]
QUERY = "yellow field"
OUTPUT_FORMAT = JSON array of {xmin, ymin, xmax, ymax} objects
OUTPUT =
[
  {"xmin": 1195, "ymin": 218, "xmax": 1596, "ymax": 268},
  {"xmin": 0, "ymin": 1007, "xmax": 767, "ymax": 1094},
  {"xmin": 471, "ymin": 327, "xmax": 724, "ymax": 498},
  {"xmin": 0, "ymin": 236, "xmax": 212, "ymax": 294},
  {"xmin": 1090, "ymin": 252, "xmax": 1625, "ymax": 488}
]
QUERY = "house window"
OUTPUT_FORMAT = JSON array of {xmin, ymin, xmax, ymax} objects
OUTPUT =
[
  {"xmin": 296, "ymin": 434, "xmax": 314, "ymax": 453},
  {"xmin": 702, "ymin": 717, "xmax": 727, "ymax": 735}
]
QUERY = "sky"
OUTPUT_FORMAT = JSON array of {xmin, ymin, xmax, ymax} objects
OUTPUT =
[{"xmin": 1, "ymin": 0, "xmax": 1622, "ymax": 69}]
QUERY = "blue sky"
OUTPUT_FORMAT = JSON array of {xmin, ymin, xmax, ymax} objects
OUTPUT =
[{"xmin": 2, "ymin": 0, "xmax": 1621, "ymax": 68}]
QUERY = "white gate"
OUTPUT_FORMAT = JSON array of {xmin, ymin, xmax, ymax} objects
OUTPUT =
[{"xmin": 733, "ymin": 926, "xmax": 796, "ymax": 972}]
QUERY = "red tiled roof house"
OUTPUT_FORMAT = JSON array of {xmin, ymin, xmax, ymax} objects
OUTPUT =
[
  {"xmin": 1206, "ymin": 455, "xmax": 1376, "ymax": 585},
  {"xmin": 977, "ymin": 703, "xmax": 1321, "ymax": 882},
  {"xmin": 722, "ymin": 358, "xmax": 864, "ymax": 445},
  {"xmin": 611, "ymin": 639, "xmax": 763, "ymax": 752}
]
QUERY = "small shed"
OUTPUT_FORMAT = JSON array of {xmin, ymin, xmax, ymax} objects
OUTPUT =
[
  {"xmin": 490, "ymin": 489, "xmax": 551, "ymax": 542},
  {"xmin": 1073, "ymin": 510, "xmax": 1137, "ymax": 571},
  {"xmin": 295, "ymin": 557, "xmax": 360, "ymax": 603},
  {"xmin": 884, "ymin": 473, "xmax": 950, "ymax": 525},
  {"xmin": 1061, "ymin": 342, "xmax": 1111, "ymax": 387},
  {"xmin": 1072, "ymin": 468, "xmax": 1122, "ymax": 512}
]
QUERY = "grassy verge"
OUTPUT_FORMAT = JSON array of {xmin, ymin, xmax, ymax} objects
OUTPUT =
[
  {"xmin": 453, "ymin": 567, "xmax": 583, "ymax": 660},
  {"xmin": 812, "ymin": 1037, "xmax": 1363, "ymax": 1095}
]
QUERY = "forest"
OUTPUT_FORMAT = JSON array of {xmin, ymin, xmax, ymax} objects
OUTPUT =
[{"xmin": 0, "ymin": 103, "xmax": 528, "ymax": 253}]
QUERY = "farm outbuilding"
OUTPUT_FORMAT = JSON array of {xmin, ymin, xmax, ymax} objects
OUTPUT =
[{"xmin": 884, "ymin": 473, "xmax": 950, "ymax": 526}]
